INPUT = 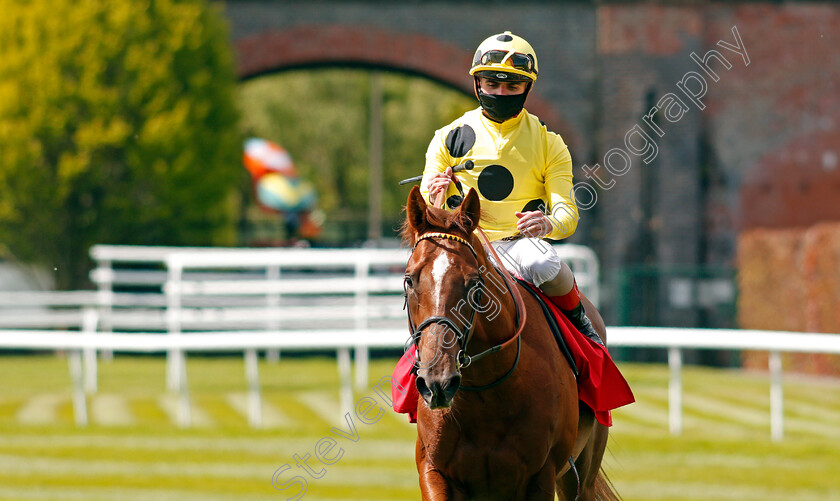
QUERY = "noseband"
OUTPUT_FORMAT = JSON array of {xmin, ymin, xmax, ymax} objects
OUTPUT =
[{"xmin": 404, "ymin": 231, "xmax": 523, "ymax": 391}]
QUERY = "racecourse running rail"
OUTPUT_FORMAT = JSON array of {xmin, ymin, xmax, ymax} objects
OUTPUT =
[{"xmin": 1, "ymin": 245, "xmax": 838, "ymax": 441}]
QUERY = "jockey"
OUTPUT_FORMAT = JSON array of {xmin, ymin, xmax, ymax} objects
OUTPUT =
[{"xmin": 421, "ymin": 31, "xmax": 602, "ymax": 345}]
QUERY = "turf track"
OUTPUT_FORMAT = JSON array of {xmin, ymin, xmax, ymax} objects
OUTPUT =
[{"xmin": 1, "ymin": 355, "xmax": 839, "ymax": 500}]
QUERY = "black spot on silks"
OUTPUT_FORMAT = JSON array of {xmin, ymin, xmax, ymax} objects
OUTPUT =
[
  {"xmin": 522, "ymin": 199, "xmax": 547, "ymax": 214},
  {"xmin": 496, "ymin": 34, "xmax": 513, "ymax": 42},
  {"xmin": 445, "ymin": 125, "xmax": 476, "ymax": 158},
  {"xmin": 477, "ymin": 164, "xmax": 514, "ymax": 201}
]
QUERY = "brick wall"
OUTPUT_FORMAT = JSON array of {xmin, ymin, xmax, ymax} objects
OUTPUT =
[
  {"xmin": 225, "ymin": 1, "xmax": 595, "ymax": 157},
  {"xmin": 705, "ymin": 4, "xmax": 840, "ymax": 232},
  {"xmin": 594, "ymin": 6, "xmax": 707, "ymax": 327},
  {"xmin": 738, "ymin": 223, "xmax": 840, "ymax": 375}
]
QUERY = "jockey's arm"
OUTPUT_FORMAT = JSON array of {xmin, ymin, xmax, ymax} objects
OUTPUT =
[
  {"xmin": 541, "ymin": 136, "xmax": 579, "ymax": 240},
  {"xmin": 420, "ymin": 131, "xmax": 460, "ymax": 207}
]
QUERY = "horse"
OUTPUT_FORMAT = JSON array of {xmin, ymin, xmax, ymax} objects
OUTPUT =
[{"xmin": 402, "ymin": 185, "xmax": 619, "ymax": 501}]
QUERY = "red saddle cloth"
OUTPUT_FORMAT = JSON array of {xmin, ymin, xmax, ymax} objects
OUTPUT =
[{"xmin": 391, "ymin": 283, "xmax": 635, "ymax": 427}]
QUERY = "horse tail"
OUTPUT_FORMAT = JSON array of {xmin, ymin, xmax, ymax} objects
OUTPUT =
[{"xmin": 594, "ymin": 468, "xmax": 622, "ymax": 501}]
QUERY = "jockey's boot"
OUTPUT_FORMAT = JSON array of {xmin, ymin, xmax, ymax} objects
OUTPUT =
[
  {"xmin": 563, "ymin": 301, "xmax": 604, "ymax": 346},
  {"xmin": 546, "ymin": 281, "xmax": 605, "ymax": 346}
]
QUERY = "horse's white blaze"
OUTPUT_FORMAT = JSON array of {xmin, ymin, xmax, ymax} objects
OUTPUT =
[{"xmin": 431, "ymin": 252, "xmax": 451, "ymax": 309}]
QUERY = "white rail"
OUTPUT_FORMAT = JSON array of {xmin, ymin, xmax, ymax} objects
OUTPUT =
[
  {"xmin": 84, "ymin": 244, "xmax": 598, "ymax": 391},
  {"xmin": 162, "ymin": 247, "xmax": 410, "ymax": 392},
  {"xmin": 89, "ymin": 244, "xmax": 599, "ymax": 300},
  {"xmin": 0, "ymin": 328, "xmax": 407, "ymax": 429},
  {"xmin": 1, "ymin": 326, "xmax": 838, "ymax": 440},
  {"xmin": 608, "ymin": 327, "xmax": 840, "ymax": 441}
]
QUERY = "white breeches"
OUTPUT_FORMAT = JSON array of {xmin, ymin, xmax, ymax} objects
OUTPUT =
[{"xmin": 489, "ymin": 237, "xmax": 567, "ymax": 288}]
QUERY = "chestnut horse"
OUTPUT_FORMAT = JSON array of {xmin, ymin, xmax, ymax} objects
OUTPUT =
[{"xmin": 402, "ymin": 186, "xmax": 619, "ymax": 501}]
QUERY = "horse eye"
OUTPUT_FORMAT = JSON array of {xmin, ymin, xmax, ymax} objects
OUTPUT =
[{"xmin": 404, "ymin": 275, "xmax": 414, "ymax": 288}]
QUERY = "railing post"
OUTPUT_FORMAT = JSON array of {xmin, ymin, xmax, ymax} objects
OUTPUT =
[
  {"xmin": 769, "ymin": 350, "xmax": 784, "ymax": 442},
  {"xmin": 668, "ymin": 346, "xmax": 683, "ymax": 436},
  {"xmin": 81, "ymin": 307, "xmax": 99, "ymax": 394},
  {"xmin": 354, "ymin": 256, "xmax": 370, "ymax": 390},
  {"xmin": 265, "ymin": 265, "xmax": 281, "ymax": 363},
  {"xmin": 177, "ymin": 351, "xmax": 191, "ymax": 428},
  {"xmin": 245, "ymin": 348, "xmax": 263, "ymax": 428},
  {"xmin": 166, "ymin": 260, "xmax": 183, "ymax": 392},
  {"xmin": 68, "ymin": 349, "xmax": 88, "ymax": 426},
  {"xmin": 96, "ymin": 258, "xmax": 114, "ymax": 361},
  {"xmin": 338, "ymin": 347, "xmax": 353, "ymax": 421}
]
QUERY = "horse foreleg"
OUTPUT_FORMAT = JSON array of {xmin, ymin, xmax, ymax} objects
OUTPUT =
[{"xmin": 416, "ymin": 437, "xmax": 451, "ymax": 501}]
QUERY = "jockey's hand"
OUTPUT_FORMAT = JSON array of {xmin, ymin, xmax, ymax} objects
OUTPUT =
[
  {"xmin": 428, "ymin": 167, "xmax": 454, "ymax": 208},
  {"xmin": 515, "ymin": 211, "xmax": 552, "ymax": 238}
]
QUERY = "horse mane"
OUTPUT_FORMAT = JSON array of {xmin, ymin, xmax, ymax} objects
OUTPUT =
[{"xmin": 400, "ymin": 205, "xmax": 487, "ymax": 247}]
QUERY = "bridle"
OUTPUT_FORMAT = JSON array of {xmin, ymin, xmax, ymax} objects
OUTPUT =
[
  {"xmin": 404, "ymin": 232, "xmax": 483, "ymax": 369},
  {"xmin": 404, "ymin": 230, "xmax": 526, "ymax": 391}
]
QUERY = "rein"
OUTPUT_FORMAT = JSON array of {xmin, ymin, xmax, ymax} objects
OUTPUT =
[{"xmin": 405, "ymin": 228, "xmax": 528, "ymax": 391}]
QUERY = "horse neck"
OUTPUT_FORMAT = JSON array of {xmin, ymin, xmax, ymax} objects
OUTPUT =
[{"xmin": 471, "ymin": 250, "xmax": 518, "ymax": 348}]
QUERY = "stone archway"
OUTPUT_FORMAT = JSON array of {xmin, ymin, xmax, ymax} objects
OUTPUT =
[{"xmin": 234, "ymin": 25, "xmax": 580, "ymax": 147}]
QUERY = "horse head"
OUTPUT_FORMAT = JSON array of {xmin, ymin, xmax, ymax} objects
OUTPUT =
[{"xmin": 403, "ymin": 186, "xmax": 484, "ymax": 410}]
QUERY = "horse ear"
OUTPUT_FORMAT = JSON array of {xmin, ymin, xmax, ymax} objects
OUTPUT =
[
  {"xmin": 457, "ymin": 188, "xmax": 481, "ymax": 233},
  {"xmin": 406, "ymin": 185, "xmax": 427, "ymax": 232}
]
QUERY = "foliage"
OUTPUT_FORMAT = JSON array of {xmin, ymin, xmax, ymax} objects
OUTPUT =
[
  {"xmin": 237, "ymin": 69, "xmax": 475, "ymax": 244},
  {"xmin": 0, "ymin": 0, "xmax": 243, "ymax": 288}
]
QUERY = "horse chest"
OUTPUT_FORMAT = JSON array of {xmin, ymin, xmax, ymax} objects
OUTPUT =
[
  {"xmin": 436, "ymin": 439, "xmax": 539, "ymax": 498},
  {"xmin": 422, "ymin": 414, "xmax": 552, "ymax": 492}
]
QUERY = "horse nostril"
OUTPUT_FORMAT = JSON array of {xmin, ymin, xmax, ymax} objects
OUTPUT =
[
  {"xmin": 416, "ymin": 376, "xmax": 432, "ymax": 398},
  {"xmin": 443, "ymin": 375, "xmax": 461, "ymax": 401}
]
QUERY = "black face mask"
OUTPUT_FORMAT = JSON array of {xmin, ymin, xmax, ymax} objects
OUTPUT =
[{"xmin": 475, "ymin": 81, "xmax": 532, "ymax": 122}]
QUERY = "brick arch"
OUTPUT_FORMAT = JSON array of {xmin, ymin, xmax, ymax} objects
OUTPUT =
[{"xmin": 235, "ymin": 25, "xmax": 581, "ymax": 149}]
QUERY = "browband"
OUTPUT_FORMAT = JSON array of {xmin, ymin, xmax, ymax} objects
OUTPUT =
[{"xmin": 414, "ymin": 232, "xmax": 478, "ymax": 258}]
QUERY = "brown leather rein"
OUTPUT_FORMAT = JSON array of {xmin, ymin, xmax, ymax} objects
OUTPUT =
[
  {"xmin": 474, "ymin": 227, "xmax": 527, "ymax": 359},
  {"xmin": 406, "ymin": 228, "xmax": 528, "ymax": 391}
]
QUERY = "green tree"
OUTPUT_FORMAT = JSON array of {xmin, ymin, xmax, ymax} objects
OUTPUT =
[{"xmin": 0, "ymin": 0, "xmax": 242, "ymax": 288}]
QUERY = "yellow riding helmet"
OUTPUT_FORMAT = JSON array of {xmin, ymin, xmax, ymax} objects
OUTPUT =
[{"xmin": 469, "ymin": 31, "xmax": 539, "ymax": 82}]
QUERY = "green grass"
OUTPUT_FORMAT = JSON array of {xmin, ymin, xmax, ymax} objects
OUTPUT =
[{"xmin": 1, "ymin": 354, "xmax": 839, "ymax": 500}]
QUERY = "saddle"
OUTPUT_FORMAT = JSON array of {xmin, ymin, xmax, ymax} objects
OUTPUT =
[
  {"xmin": 515, "ymin": 280, "xmax": 635, "ymax": 426},
  {"xmin": 514, "ymin": 277, "xmax": 579, "ymax": 378}
]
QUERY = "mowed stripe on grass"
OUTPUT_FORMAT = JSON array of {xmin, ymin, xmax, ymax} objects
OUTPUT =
[{"xmin": 1, "ymin": 355, "xmax": 839, "ymax": 501}]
